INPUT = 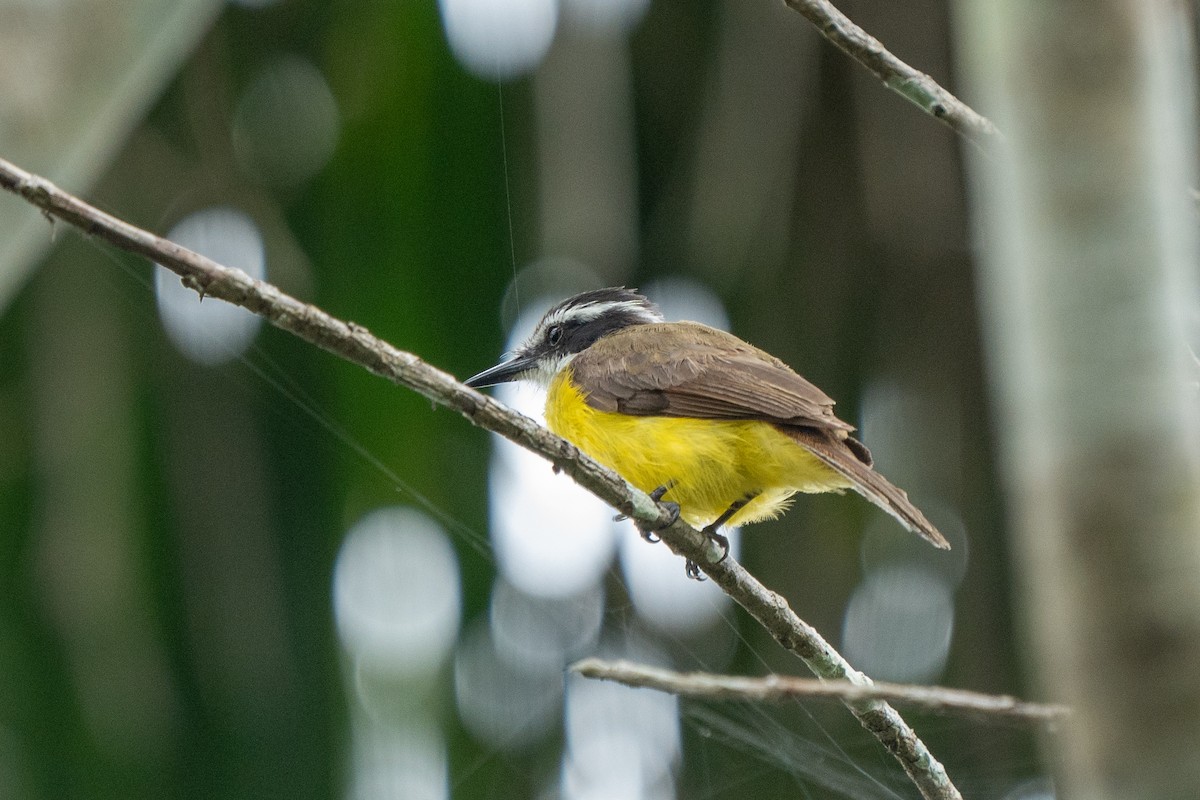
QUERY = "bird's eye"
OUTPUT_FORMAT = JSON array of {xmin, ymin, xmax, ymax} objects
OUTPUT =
[{"xmin": 547, "ymin": 325, "xmax": 564, "ymax": 346}]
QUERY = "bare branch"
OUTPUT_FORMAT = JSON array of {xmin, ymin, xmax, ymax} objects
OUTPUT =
[
  {"xmin": 573, "ymin": 658, "xmax": 1070, "ymax": 726},
  {"xmin": 783, "ymin": 0, "xmax": 998, "ymax": 145},
  {"xmin": 0, "ymin": 155, "xmax": 963, "ymax": 800}
]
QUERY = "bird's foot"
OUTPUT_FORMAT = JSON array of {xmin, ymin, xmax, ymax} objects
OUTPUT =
[
  {"xmin": 637, "ymin": 498, "xmax": 680, "ymax": 544},
  {"xmin": 617, "ymin": 484, "xmax": 678, "ymax": 544},
  {"xmin": 699, "ymin": 523, "xmax": 731, "ymax": 565},
  {"xmin": 684, "ymin": 524, "xmax": 730, "ymax": 581}
]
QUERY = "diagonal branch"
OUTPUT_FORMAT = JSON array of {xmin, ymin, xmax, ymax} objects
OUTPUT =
[
  {"xmin": 0, "ymin": 155, "xmax": 962, "ymax": 800},
  {"xmin": 783, "ymin": 0, "xmax": 998, "ymax": 145},
  {"xmin": 574, "ymin": 658, "xmax": 1070, "ymax": 726}
]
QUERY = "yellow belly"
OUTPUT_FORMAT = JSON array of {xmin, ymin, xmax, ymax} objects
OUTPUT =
[{"xmin": 545, "ymin": 371, "xmax": 851, "ymax": 529}]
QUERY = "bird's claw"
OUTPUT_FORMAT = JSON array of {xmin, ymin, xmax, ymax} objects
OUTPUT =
[
  {"xmin": 627, "ymin": 484, "xmax": 679, "ymax": 542},
  {"xmin": 683, "ymin": 526, "xmax": 730, "ymax": 581},
  {"xmin": 635, "ymin": 500, "xmax": 679, "ymax": 543},
  {"xmin": 624, "ymin": 484, "xmax": 731, "ymax": 580},
  {"xmin": 702, "ymin": 528, "xmax": 731, "ymax": 565}
]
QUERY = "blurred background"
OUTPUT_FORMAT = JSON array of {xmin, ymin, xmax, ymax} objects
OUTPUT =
[{"xmin": 0, "ymin": 0, "xmax": 1042, "ymax": 798}]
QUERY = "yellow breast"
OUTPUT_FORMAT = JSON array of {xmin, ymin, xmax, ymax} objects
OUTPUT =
[{"xmin": 545, "ymin": 369, "xmax": 850, "ymax": 528}]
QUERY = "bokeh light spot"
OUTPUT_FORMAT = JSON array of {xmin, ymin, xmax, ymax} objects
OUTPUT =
[
  {"xmin": 232, "ymin": 55, "xmax": 340, "ymax": 187},
  {"xmin": 333, "ymin": 507, "xmax": 461, "ymax": 676},
  {"xmin": 644, "ymin": 277, "xmax": 731, "ymax": 330},
  {"xmin": 454, "ymin": 619, "xmax": 563, "ymax": 751},
  {"xmin": 439, "ymin": 0, "xmax": 557, "ymax": 80},
  {"xmin": 841, "ymin": 564, "xmax": 954, "ymax": 683},
  {"xmin": 489, "ymin": 377, "xmax": 616, "ymax": 598},
  {"xmin": 562, "ymin": 667, "xmax": 680, "ymax": 799},
  {"xmin": 618, "ymin": 521, "xmax": 736, "ymax": 634},
  {"xmin": 155, "ymin": 207, "xmax": 264, "ymax": 366},
  {"xmin": 489, "ymin": 579, "xmax": 604, "ymax": 671},
  {"xmin": 349, "ymin": 719, "xmax": 448, "ymax": 800}
]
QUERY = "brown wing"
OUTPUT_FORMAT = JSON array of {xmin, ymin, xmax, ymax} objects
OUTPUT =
[
  {"xmin": 569, "ymin": 321, "xmax": 853, "ymax": 433},
  {"xmin": 572, "ymin": 321, "xmax": 949, "ymax": 549}
]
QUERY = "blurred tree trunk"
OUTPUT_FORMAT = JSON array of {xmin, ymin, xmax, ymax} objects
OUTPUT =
[{"xmin": 956, "ymin": 2, "xmax": 1200, "ymax": 799}]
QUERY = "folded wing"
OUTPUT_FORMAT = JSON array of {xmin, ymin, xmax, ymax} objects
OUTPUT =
[{"xmin": 571, "ymin": 321, "xmax": 948, "ymax": 549}]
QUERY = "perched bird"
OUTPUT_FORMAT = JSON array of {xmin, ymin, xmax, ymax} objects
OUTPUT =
[{"xmin": 467, "ymin": 287, "xmax": 947, "ymax": 576}]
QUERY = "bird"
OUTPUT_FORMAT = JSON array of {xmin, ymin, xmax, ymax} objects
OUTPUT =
[{"xmin": 466, "ymin": 287, "xmax": 948, "ymax": 577}]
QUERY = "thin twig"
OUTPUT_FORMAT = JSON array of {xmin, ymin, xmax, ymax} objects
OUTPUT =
[
  {"xmin": 0, "ymin": 156, "xmax": 963, "ymax": 800},
  {"xmin": 574, "ymin": 658, "xmax": 1070, "ymax": 726},
  {"xmin": 783, "ymin": 0, "xmax": 999, "ymax": 145}
]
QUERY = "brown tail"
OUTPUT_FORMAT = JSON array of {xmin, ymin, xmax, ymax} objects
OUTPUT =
[{"xmin": 784, "ymin": 427, "xmax": 950, "ymax": 550}]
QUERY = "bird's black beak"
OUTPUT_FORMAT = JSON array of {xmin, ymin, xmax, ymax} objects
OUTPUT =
[{"xmin": 464, "ymin": 354, "xmax": 535, "ymax": 388}]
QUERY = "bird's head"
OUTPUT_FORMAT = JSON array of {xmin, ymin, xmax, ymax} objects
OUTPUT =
[{"xmin": 465, "ymin": 287, "xmax": 663, "ymax": 390}]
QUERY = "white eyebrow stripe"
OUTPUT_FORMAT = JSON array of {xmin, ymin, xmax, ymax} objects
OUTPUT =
[
  {"xmin": 551, "ymin": 303, "xmax": 606, "ymax": 324},
  {"xmin": 551, "ymin": 300, "xmax": 662, "ymax": 326}
]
